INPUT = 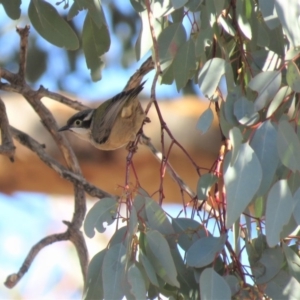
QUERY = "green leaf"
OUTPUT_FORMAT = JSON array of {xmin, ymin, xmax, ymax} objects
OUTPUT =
[
  {"xmin": 157, "ymin": 22, "xmax": 186, "ymax": 63},
  {"xmin": 28, "ymin": 0, "xmax": 79, "ymax": 50},
  {"xmin": 133, "ymin": 194, "xmax": 147, "ymax": 221},
  {"xmin": 250, "ymin": 121, "xmax": 279, "ymax": 196},
  {"xmin": 145, "ymin": 230, "xmax": 179, "ymax": 287},
  {"xmin": 0, "ymin": 0, "xmax": 21, "ymax": 19},
  {"xmin": 248, "ymin": 71, "xmax": 281, "ymax": 111},
  {"xmin": 172, "ymin": 218, "xmax": 208, "ymax": 251},
  {"xmin": 84, "ymin": 197, "xmax": 117, "ymax": 238},
  {"xmin": 277, "ymin": 119, "xmax": 300, "ymax": 172},
  {"xmin": 130, "ymin": 0, "xmax": 146, "ymax": 12},
  {"xmin": 102, "ymin": 243, "xmax": 126, "ymax": 300},
  {"xmin": 266, "ymin": 180, "xmax": 293, "ymax": 247},
  {"xmin": 224, "ymin": 144, "xmax": 262, "ymax": 228},
  {"xmin": 197, "ymin": 173, "xmax": 218, "ymax": 200},
  {"xmin": 252, "ymin": 247, "xmax": 284, "ymax": 284},
  {"xmin": 82, "ymin": 12, "xmax": 109, "ymax": 81},
  {"xmin": 127, "ymin": 264, "xmax": 147, "ymax": 299},
  {"xmin": 196, "ymin": 107, "xmax": 214, "ymax": 134},
  {"xmin": 293, "ymin": 187, "xmax": 300, "ymax": 225},
  {"xmin": 139, "ymin": 251, "xmax": 159, "ymax": 287},
  {"xmin": 236, "ymin": 0, "xmax": 252, "ymax": 39},
  {"xmin": 85, "ymin": 0, "xmax": 104, "ymax": 29},
  {"xmin": 200, "ymin": 268, "xmax": 231, "ymax": 300},
  {"xmin": 224, "ymin": 275, "xmax": 240, "ymax": 296},
  {"xmin": 219, "ymin": 15, "xmax": 236, "ymax": 36},
  {"xmin": 265, "ymin": 270, "xmax": 300, "ymax": 299},
  {"xmin": 275, "ymin": 0, "xmax": 300, "ymax": 47},
  {"xmin": 286, "ymin": 61, "xmax": 300, "ymax": 92},
  {"xmin": 83, "ymin": 249, "xmax": 106, "ymax": 300},
  {"xmin": 229, "ymin": 127, "xmax": 243, "ymax": 165},
  {"xmin": 109, "ymin": 226, "xmax": 127, "ymax": 247},
  {"xmin": 266, "ymin": 86, "xmax": 292, "ymax": 118},
  {"xmin": 198, "ymin": 58, "xmax": 226, "ymax": 98},
  {"xmin": 173, "ymin": 38, "xmax": 197, "ymax": 90},
  {"xmin": 186, "ymin": 235, "xmax": 226, "ymax": 268}
]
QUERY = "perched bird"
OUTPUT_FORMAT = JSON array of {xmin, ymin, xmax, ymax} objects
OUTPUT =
[{"xmin": 58, "ymin": 82, "xmax": 150, "ymax": 150}]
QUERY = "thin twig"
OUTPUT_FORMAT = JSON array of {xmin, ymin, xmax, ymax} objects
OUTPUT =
[{"xmin": 0, "ymin": 97, "xmax": 15, "ymax": 161}]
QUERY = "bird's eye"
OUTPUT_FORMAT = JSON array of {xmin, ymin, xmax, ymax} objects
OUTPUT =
[{"xmin": 74, "ymin": 119, "xmax": 82, "ymax": 126}]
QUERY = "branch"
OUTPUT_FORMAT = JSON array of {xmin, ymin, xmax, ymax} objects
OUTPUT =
[
  {"xmin": 0, "ymin": 97, "xmax": 15, "ymax": 161},
  {"xmin": 10, "ymin": 126, "xmax": 112, "ymax": 199}
]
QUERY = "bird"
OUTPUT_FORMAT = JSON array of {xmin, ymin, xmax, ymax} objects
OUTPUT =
[{"xmin": 58, "ymin": 81, "xmax": 150, "ymax": 150}]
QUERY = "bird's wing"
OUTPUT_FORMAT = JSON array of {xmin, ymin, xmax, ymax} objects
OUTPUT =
[{"xmin": 91, "ymin": 82, "xmax": 145, "ymax": 144}]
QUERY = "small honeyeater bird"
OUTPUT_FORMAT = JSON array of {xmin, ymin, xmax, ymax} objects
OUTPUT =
[{"xmin": 58, "ymin": 81, "xmax": 150, "ymax": 150}]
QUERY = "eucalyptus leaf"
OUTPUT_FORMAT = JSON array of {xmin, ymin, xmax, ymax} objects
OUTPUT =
[
  {"xmin": 248, "ymin": 71, "xmax": 281, "ymax": 111},
  {"xmin": 198, "ymin": 58, "xmax": 226, "ymax": 98},
  {"xmin": 265, "ymin": 270, "xmax": 300, "ymax": 299},
  {"xmin": 277, "ymin": 119, "xmax": 300, "ymax": 172},
  {"xmin": 139, "ymin": 251, "xmax": 159, "ymax": 287},
  {"xmin": 84, "ymin": 197, "xmax": 118, "ymax": 238},
  {"xmin": 200, "ymin": 268, "xmax": 231, "ymax": 300},
  {"xmin": 28, "ymin": 0, "xmax": 79, "ymax": 50},
  {"xmin": 127, "ymin": 264, "xmax": 147, "ymax": 299},
  {"xmin": 145, "ymin": 230, "xmax": 179, "ymax": 287},
  {"xmin": 102, "ymin": 243, "xmax": 126, "ymax": 300},
  {"xmin": 266, "ymin": 180, "xmax": 293, "ymax": 247},
  {"xmin": 157, "ymin": 22, "xmax": 186, "ymax": 63},
  {"xmin": 196, "ymin": 107, "xmax": 214, "ymax": 134},
  {"xmin": 197, "ymin": 173, "xmax": 218, "ymax": 200},
  {"xmin": 229, "ymin": 127, "xmax": 243, "ymax": 165},
  {"xmin": 0, "ymin": 0, "xmax": 21, "ymax": 20},
  {"xmin": 173, "ymin": 38, "xmax": 197, "ymax": 90},
  {"xmin": 224, "ymin": 145, "xmax": 262, "ymax": 228},
  {"xmin": 250, "ymin": 120, "xmax": 279, "ymax": 196},
  {"xmin": 84, "ymin": 249, "xmax": 106, "ymax": 300},
  {"xmin": 186, "ymin": 235, "xmax": 226, "ymax": 268},
  {"xmin": 286, "ymin": 61, "xmax": 300, "ymax": 93},
  {"xmin": 293, "ymin": 187, "xmax": 300, "ymax": 225},
  {"xmin": 282, "ymin": 243, "xmax": 300, "ymax": 283}
]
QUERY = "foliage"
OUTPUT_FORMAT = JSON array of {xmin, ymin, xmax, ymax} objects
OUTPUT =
[{"xmin": 2, "ymin": 0, "xmax": 300, "ymax": 299}]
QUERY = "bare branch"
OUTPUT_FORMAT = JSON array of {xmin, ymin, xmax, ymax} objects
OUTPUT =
[
  {"xmin": 10, "ymin": 126, "xmax": 112, "ymax": 199},
  {"xmin": 4, "ymin": 231, "xmax": 69, "ymax": 289},
  {"xmin": 16, "ymin": 26, "xmax": 30, "ymax": 83},
  {"xmin": 0, "ymin": 97, "xmax": 15, "ymax": 161}
]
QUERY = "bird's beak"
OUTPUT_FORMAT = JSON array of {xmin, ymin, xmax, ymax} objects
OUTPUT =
[{"xmin": 58, "ymin": 125, "xmax": 70, "ymax": 132}]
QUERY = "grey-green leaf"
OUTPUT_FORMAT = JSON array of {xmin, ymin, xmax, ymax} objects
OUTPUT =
[
  {"xmin": 173, "ymin": 38, "xmax": 197, "ymax": 90},
  {"xmin": 286, "ymin": 61, "xmax": 300, "ymax": 93},
  {"xmin": 139, "ymin": 251, "xmax": 159, "ymax": 287},
  {"xmin": 224, "ymin": 144, "xmax": 262, "ymax": 228},
  {"xmin": 196, "ymin": 107, "xmax": 214, "ymax": 134},
  {"xmin": 293, "ymin": 187, "xmax": 300, "ymax": 225},
  {"xmin": 266, "ymin": 180, "xmax": 293, "ymax": 247},
  {"xmin": 0, "ymin": 0, "xmax": 21, "ymax": 19},
  {"xmin": 82, "ymin": 12, "xmax": 109, "ymax": 81},
  {"xmin": 172, "ymin": 218, "xmax": 208, "ymax": 251},
  {"xmin": 198, "ymin": 58, "xmax": 226, "ymax": 98},
  {"xmin": 145, "ymin": 230, "xmax": 179, "ymax": 287},
  {"xmin": 233, "ymin": 96, "xmax": 259, "ymax": 126},
  {"xmin": 84, "ymin": 249, "xmax": 106, "ymax": 300},
  {"xmin": 277, "ymin": 119, "xmax": 300, "ymax": 172},
  {"xmin": 28, "ymin": 0, "xmax": 79, "ymax": 50},
  {"xmin": 157, "ymin": 22, "xmax": 186, "ymax": 63},
  {"xmin": 197, "ymin": 173, "xmax": 218, "ymax": 200},
  {"xmin": 282, "ymin": 243, "xmax": 300, "ymax": 283},
  {"xmin": 186, "ymin": 235, "xmax": 226, "ymax": 268},
  {"xmin": 200, "ymin": 268, "xmax": 231, "ymax": 300},
  {"xmin": 265, "ymin": 270, "xmax": 300, "ymax": 299},
  {"xmin": 229, "ymin": 127, "xmax": 243, "ymax": 165},
  {"xmin": 84, "ymin": 197, "xmax": 117, "ymax": 238},
  {"xmin": 127, "ymin": 264, "xmax": 147, "ymax": 299},
  {"xmin": 248, "ymin": 71, "xmax": 281, "ymax": 111},
  {"xmin": 250, "ymin": 120, "xmax": 279, "ymax": 196},
  {"xmin": 102, "ymin": 243, "xmax": 126, "ymax": 300},
  {"xmin": 266, "ymin": 86, "xmax": 292, "ymax": 118}
]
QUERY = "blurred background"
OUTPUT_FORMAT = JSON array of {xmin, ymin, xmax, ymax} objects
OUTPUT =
[{"xmin": 0, "ymin": 0, "xmax": 221, "ymax": 298}]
